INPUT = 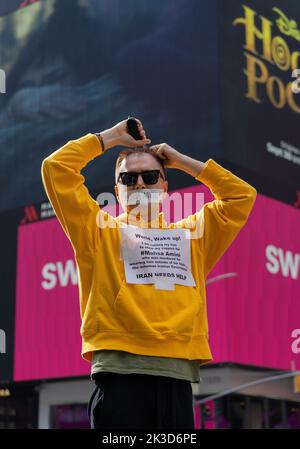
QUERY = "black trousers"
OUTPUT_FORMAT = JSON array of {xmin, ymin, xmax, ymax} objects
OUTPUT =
[{"xmin": 87, "ymin": 372, "xmax": 195, "ymax": 429}]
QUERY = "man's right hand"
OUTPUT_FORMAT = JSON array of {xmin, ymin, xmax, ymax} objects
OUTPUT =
[{"xmin": 100, "ymin": 118, "xmax": 151, "ymax": 151}]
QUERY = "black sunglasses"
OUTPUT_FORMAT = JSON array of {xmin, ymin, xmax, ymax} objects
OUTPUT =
[{"xmin": 117, "ymin": 170, "xmax": 165, "ymax": 186}]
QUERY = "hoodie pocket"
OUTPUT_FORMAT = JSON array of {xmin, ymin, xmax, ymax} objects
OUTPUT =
[{"xmin": 113, "ymin": 281, "xmax": 201, "ymax": 337}]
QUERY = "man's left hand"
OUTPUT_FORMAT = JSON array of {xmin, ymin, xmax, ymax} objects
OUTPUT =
[
  {"xmin": 150, "ymin": 143, "xmax": 205, "ymax": 178},
  {"xmin": 150, "ymin": 143, "xmax": 185, "ymax": 169}
]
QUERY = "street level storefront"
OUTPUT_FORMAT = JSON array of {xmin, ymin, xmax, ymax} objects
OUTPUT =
[
  {"xmin": 192, "ymin": 364, "xmax": 300, "ymax": 429},
  {"xmin": 0, "ymin": 382, "xmax": 38, "ymax": 429}
]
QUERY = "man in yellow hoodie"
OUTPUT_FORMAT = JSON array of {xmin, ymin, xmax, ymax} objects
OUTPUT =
[{"xmin": 41, "ymin": 118, "xmax": 257, "ymax": 429}]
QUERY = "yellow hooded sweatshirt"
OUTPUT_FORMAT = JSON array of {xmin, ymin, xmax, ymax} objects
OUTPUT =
[{"xmin": 41, "ymin": 133, "xmax": 257, "ymax": 366}]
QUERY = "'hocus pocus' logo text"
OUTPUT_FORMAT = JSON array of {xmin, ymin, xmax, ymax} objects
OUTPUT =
[{"xmin": 234, "ymin": 6, "xmax": 300, "ymax": 113}]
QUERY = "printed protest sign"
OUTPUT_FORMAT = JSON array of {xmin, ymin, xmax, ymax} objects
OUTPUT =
[{"xmin": 120, "ymin": 225, "xmax": 196, "ymax": 290}]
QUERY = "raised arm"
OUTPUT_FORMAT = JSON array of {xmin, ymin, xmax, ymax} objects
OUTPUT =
[
  {"xmin": 41, "ymin": 119, "xmax": 151, "ymax": 255},
  {"xmin": 41, "ymin": 133, "xmax": 104, "ymax": 255},
  {"xmin": 194, "ymin": 158, "xmax": 257, "ymax": 278},
  {"xmin": 151, "ymin": 143, "xmax": 257, "ymax": 278}
]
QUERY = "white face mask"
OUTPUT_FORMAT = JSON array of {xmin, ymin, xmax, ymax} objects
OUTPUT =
[{"xmin": 120, "ymin": 188, "xmax": 164, "ymax": 207}]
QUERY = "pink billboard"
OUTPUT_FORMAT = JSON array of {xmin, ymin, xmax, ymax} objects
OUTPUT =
[{"xmin": 14, "ymin": 185, "xmax": 300, "ymax": 381}]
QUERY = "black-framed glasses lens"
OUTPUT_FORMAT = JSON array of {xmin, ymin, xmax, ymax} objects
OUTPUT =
[{"xmin": 119, "ymin": 170, "xmax": 161, "ymax": 186}]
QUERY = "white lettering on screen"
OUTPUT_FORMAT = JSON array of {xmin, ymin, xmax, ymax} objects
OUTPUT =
[{"xmin": 41, "ymin": 260, "xmax": 78, "ymax": 290}]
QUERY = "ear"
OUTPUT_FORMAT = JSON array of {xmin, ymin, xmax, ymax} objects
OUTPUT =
[
  {"xmin": 114, "ymin": 184, "xmax": 119, "ymax": 202},
  {"xmin": 162, "ymin": 181, "xmax": 168, "ymax": 203}
]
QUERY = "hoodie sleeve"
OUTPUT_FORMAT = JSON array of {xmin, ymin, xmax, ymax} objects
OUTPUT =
[
  {"xmin": 178, "ymin": 158, "xmax": 257, "ymax": 279},
  {"xmin": 41, "ymin": 133, "xmax": 104, "ymax": 255}
]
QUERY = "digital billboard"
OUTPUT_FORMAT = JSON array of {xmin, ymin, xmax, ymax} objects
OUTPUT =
[
  {"xmin": 0, "ymin": 0, "xmax": 220, "ymax": 212},
  {"xmin": 13, "ymin": 186, "xmax": 300, "ymax": 381},
  {"xmin": 219, "ymin": 0, "xmax": 300, "ymax": 206}
]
